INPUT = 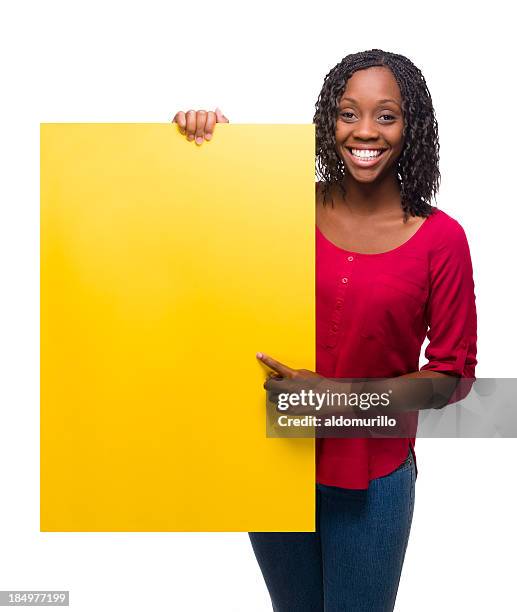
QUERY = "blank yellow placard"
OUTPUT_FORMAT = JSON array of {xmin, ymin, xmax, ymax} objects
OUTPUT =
[{"xmin": 40, "ymin": 123, "xmax": 315, "ymax": 531}]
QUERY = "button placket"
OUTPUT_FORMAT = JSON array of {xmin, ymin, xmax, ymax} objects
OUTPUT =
[{"xmin": 325, "ymin": 254, "xmax": 355, "ymax": 348}]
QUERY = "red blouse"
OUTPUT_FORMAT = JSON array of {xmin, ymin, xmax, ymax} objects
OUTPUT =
[{"xmin": 315, "ymin": 207, "xmax": 477, "ymax": 489}]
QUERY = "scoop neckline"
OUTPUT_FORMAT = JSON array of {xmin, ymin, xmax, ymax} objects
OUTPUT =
[{"xmin": 316, "ymin": 209, "xmax": 439, "ymax": 257}]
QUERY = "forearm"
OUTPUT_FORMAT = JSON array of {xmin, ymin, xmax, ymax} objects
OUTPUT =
[{"xmin": 317, "ymin": 370, "xmax": 459, "ymax": 416}]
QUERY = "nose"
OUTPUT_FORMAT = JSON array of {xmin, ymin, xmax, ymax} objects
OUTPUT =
[{"xmin": 352, "ymin": 117, "xmax": 380, "ymax": 140}]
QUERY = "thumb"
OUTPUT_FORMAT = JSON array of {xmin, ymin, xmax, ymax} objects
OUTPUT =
[{"xmin": 214, "ymin": 107, "xmax": 230, "ymax": 123}]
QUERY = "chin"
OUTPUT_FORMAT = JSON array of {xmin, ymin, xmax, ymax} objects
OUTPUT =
[
  {"xmin": 353, "ymin": 175, "xmax": 381, "ymax": 184},
  {"xmin": 345, "ymin": 167, "xmax": 382, "ymax": 182}
]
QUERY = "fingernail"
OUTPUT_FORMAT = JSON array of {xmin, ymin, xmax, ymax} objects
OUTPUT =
[
  {"xmin": 188, "ymin": 134, "xmax": 194, "ymax": 140},
  {"xmin": 256, "ymin": 352, "xmax": 263, "ymax": 359},
  {"xmin": 195, "ymin": 136, "xmax": 203, "ymax": 145},
  {"xmin": 205, "ymin": 133, "xmax": 212, "ymax": 141}
]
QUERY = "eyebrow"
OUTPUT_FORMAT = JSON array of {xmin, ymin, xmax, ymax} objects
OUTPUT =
[{"xmin": 340, "ymin": 97, "xmax": 401, "ymax": 107}]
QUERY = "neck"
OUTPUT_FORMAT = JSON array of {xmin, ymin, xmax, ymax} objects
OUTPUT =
[{"xmin": 337, "ymin": 171, "xmax": 402, "ymax": 217}]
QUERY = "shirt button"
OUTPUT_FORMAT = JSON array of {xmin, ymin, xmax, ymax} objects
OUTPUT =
[
  {"xmin": 331, "ymin": 323, "xmax": 338, "ymax": 331},
  {"xmin": 341, "ymin": 277, "xmax": 348, "ymax": 284},
  {"xmin": 347, "ymin": 256, "xmax": 354, "ymax": 262},
  {"xmin": 336, "ymin": 300, "xmax": 343, "ymax": 309}
]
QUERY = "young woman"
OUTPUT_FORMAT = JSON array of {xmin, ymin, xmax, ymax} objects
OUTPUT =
[{"xmin": 172, "ymin": 49, "xmax": 477, "ymax": 612}]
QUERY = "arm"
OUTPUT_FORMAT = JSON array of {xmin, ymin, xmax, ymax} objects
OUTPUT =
[
  {"xmin": 261, "ymin": 217, "xmax": 477, "ymax": 416},
  {"xmin": 318, "ymin": 370, "xmax": 460, "ymax": 416},
  {"xmin": 316, "ymin": 217, "xmax": 478, "ymax": 415}
]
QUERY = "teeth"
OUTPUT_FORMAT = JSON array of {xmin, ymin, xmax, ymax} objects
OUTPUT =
[{"xmin": 351, "ymin": 148, "xmax": 383, "ymax": 158}]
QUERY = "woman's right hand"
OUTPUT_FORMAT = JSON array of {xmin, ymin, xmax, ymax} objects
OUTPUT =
[{"xmin": 172, "ymin": 107, "xmax": 230, "ymax": 145}]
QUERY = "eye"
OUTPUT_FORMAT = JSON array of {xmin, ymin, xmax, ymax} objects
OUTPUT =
[{"xmin": 339, "ymin": 112, "xmax": 397, "ymax": 122}]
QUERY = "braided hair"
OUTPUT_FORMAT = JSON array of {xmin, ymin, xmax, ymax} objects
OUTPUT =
[{"xmin": 313, "ymin": 49, "xmax": 440, "ymax": 220}]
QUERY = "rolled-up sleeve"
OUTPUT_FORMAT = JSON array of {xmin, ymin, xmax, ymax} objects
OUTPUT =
[{"xmin": 420, "ymin": 219, "xmax": 477, "ymax": 381}]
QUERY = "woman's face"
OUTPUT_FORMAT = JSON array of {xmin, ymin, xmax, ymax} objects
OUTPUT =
[{"xmin": 335, "ymin": 66, "xmax": 404, "ymax": 184}]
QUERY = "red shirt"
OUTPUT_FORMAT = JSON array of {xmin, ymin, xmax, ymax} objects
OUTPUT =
[{"xmin": 315, "ymin": 207, "xmax": 477, "ymax": 489}]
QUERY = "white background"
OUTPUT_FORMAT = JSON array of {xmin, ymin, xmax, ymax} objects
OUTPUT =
[{"xmin": 1, "ymin": 1, "xmax": 515, "ymax": 610}]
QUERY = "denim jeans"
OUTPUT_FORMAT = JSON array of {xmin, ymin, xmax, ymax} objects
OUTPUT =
[{"xmin": 248, "ymin": 449, "xmax": 416, "ymax": 612}]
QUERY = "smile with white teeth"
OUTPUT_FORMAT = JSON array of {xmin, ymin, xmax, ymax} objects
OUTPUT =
[{"xmin": 350, "ymin": 148, "xmax": 384, "ymax": 159}]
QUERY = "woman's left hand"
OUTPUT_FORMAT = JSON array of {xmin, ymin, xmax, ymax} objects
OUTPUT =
[{"xmin": 256, "ymin": 352, "xmax": 326, "ymax": 413}]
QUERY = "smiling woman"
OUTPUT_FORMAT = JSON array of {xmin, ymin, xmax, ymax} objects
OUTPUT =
[
  {"xmin": 172, "ymin": 47, "xmax": 477, "ymax": 612},
  {"xmin": 251, "ymin": 50, "xmax": 475, "ymax": 612},
  {"xmin": 315, "ymin": 55, "xmax": 440, "ymax": 225}
]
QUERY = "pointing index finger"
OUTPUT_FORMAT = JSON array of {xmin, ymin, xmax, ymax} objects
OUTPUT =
[{"xmin": 256, "ymin": 353, "xmax": 294, "ymax": 378}]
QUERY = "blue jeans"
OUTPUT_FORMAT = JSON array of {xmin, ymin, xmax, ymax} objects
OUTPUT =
[{"xmin": 248, "ymin": 449, "xmax": 416, "ymax": 612}]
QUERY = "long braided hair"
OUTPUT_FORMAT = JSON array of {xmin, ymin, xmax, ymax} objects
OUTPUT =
[{"xmin": 314, "ymin": 49, "xmax": 440, "ymax": 220}]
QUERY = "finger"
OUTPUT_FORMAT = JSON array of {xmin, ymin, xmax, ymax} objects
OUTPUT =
[
  {"xmin": 185, "ymin": 110, "xmax": 197, "ymax": 141},
  {"xmin": 204, "ymin": 111, "xmax": 216, "ymax": 141},
  {"xmin": 215, "ymin": 107, "xmax": 230, "ymax": 123},
  {"xmin": 172, "ymin": 111, "xmax": 186, "ymax": 134},
  {"xmin": 194, "ymin": 110, "xmax": 208, "ymax": 145},
  {"xmin": 267, "ymin": 371, "xmax": 282, "ymax": 379},
  {"xmin": 264, "ymin": 372, "xmax": 286, "ymax": 389},
  {"xmin": 256, "ymin": 352, "xmax": 294, "ymax": 378}
]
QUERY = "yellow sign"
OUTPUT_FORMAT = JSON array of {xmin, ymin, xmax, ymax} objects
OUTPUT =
[{"xmin": 40, "ymin": 123, "xmax": 315, "ymax": 531}]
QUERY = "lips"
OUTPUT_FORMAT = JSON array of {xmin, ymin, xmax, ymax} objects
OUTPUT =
[{"xmin": 344, "ymin": 146, "xmax": 388, "ymax": 168}]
